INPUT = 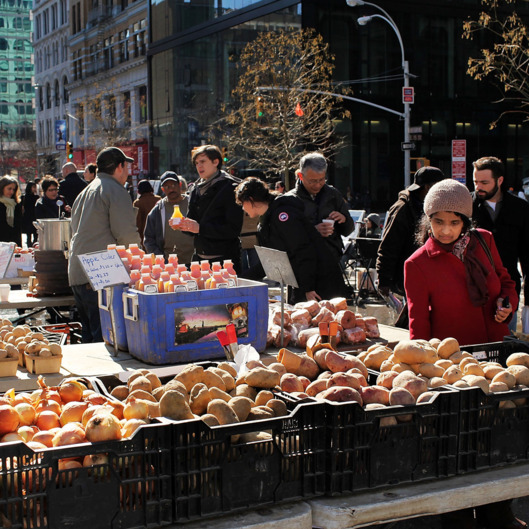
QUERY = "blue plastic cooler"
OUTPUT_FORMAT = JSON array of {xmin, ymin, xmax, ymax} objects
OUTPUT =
[
  {"xmin": 98, "ymin": 283, "xmax": 128, "ymax": 351},
  {"xmin": 122, "ymin": 278, "xmax": 268, "ymax": 364}
]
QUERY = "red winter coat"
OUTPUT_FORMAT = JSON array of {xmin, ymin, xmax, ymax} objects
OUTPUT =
[{"xmin": 404, "ymin": 229, "xmax": 517, "ymax": 346}]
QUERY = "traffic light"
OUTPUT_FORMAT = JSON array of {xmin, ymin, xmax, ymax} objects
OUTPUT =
[
  {"xmin": 66, "ymin": 142, "xmax": 73, "ymax": 160},
  {"xmin": 256, "ymin": 96, "xmax": 263, "ymax": 119},
  {"xmin": 222, "ymin": 147, "xmax": 229, "ymax": 163}
]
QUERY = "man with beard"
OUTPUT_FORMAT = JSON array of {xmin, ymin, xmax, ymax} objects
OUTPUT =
[
  {"xmin": 143, "ymin": 171, "xmax": 194, "ymax": 264},
  {"xmin": 472, "ymin": 156, "xmax": 529, "ymax": 331}
]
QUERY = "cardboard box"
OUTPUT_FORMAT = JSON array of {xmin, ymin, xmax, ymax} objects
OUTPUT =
[
  {"xmin": 123, "ymin": 278, "xmax": 268, "ymax": 364},
  {"xmin": 24, "ymin": 353, "xmax": 62, "ymax": 374},
  {"xmin": 0, "ymin": 357, "xmax": 18, "ymax": 377}
]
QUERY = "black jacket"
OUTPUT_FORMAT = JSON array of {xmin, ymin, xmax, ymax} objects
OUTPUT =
[
  {"xmin": 35, "ymin": 195, "xmax": 69, "ymax": 219},
  {"xmin": 22, "ymin": 193, "xmax": 39, "ymax": 234},
  {"xmin": 59, "ymin": 172, "xmax": 88, "ymax": 208},
  {"xmin": 376, "ymin": 188, "xmax": 424, "ymax": 293},
  {"xmin": 286, "ymin": 181, "xmax": 354, "ymax": 260},
  {"xmin": 186, "ymin": 171, "xmax": 243, "ymax": 266},
  {"xmin": 245, "ymin": 195, "xmax": 346, "ymax": 302},
  {"xmin": 0, "ymin": 201, "xmax": 22, "ymax": 246},
  {"xmin": 472, "ymin": 190, "xmax": 529, "ymax": 302}
]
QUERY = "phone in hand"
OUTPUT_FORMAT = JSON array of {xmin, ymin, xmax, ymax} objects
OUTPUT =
[{"xmin": 502, "ymin": 296, "xmax": 510, "ymax": 308}]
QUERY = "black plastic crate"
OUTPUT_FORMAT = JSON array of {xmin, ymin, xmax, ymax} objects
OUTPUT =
[
  {"xmin": 457, "ymin": 341, "xmax": 529, "ymax": 473},
  {"xmin": 324, "ymin": 386, "xmax": 460, "ymax": 495},
  {"xmin": 169, "ymin": 394, "xmax": 326, "ymax": 523},
  {"xmin": 0, "ymin": 423, "xmax": 173, "ymax": 529}
]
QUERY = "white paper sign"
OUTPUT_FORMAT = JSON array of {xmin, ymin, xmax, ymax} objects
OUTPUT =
[
  {"xmin": 77, "ymin": 249, "xmax": 130, "ymax": 291},
  {"xmin": 0, "ymin": 242, "xmax": 15, "ymax": 278}
]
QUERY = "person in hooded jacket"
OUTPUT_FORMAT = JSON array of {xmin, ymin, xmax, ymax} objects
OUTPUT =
[{"xmin": 235, "ymin": 177, "xmax": 347, "ymax": 303}]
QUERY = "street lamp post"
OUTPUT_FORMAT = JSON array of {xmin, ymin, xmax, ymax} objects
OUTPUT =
[{"xmin": 348, "ymin": 2, "xmax": 412, "ymax": 188}]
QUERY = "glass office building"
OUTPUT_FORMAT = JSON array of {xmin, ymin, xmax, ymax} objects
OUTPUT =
[{"xmin": 148, "ymin": 0, "xmax": 529, "ymax": 209}]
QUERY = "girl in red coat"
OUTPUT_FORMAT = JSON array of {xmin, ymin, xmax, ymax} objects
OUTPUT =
[
  {"xmin": 404, "ymin": 178, "xmax": 524, "ymax": 529},
  {"xmin": 405, "ymin": 178, "xmax": 517, "ymax": 346}
]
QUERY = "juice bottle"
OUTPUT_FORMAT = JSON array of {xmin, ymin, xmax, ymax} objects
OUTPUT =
[
  {"xmin": 165, "ymin": 263, "xmax": 176, "ymax": 276},
  {"xmin": 190, "ymin": 263, "xmax": 201, "ymax": 279},
  {"xmin": 212, "ymin": 261, "xmax": 222, "ymax": 273},
  {"xmin": 165, "ymin": 275, "xmax": 181, "ymax": 292},
  {"xmin": 138, "ymin": 273, "xmax": 153, "ymax": 291},
  {"xmin": 222, "ymin": 260, "xmax": 237, "ymax": 286},
  {"xmin": 107, "ymin": 244, "xmax": 117, "ymax": 251},
  {"xmin": 121, "ymin": 257, "xmax": 131, "ymax": 271},
  {"xmin": 129, "ymin": 269, "xmax": 141, "ymax": 288},
  {"xmin": 197, "ymin": 271, "xmax": 210, "ymax": 290},
  {"xmin": 140, "ymin": 265, "xmax": 151, "ymax": 275},
  {"xmin": 158, "ymin": 271, "xmax": 170, "ymax": 292},
  {"xmin": 130, "ymin": 255, "xmax": 142, "ymax": 270},
  {"xmin": 168, "ymin": 254, "xmax": 178, "ymax": 266},
  {"xmin": 142, "ymin": 254, "xmax": 154, "ymax": 267},
  {"xmin": 116, "ymin": 245, "xmax": 128, "ymax": 258},
  {"xmin": 200, "ymin": 260, "xmax": 211, "ymax": 273},
  {"xmin": 171, "ymin": 205, "xmax": 183, "ymax": 226},
  {"xmin": 151, "ymin": 264, "xmax": 162, "ymax": 280},
  {"xmin": 155, "ymin": 255, "xmax": 165, "ymax": 266},
  {"xmin": 177, "ymin": 264, "xmax": 188, "ymax": 274},
  {"xmin": 129, "ymin": 243, "xmax": 142, "ymax": 255},
  {"xmin": 180, "ymin": 271, "xmax": 191, "ymax": 282}
]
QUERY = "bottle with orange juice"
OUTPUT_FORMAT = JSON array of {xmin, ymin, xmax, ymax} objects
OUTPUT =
[{"xmin": 170, "ymin": 205, "xmax": 183, "ymax": 228}]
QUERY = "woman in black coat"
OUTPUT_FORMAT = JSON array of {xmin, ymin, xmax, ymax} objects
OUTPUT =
[
  {"xmin": 0, "ymin": 176, "xmax": 23, "ymax": 247},
  {"xmin": 22, "ymin": 181, "xmax": 39, "ymax": 246},
  {"xmin": 34, "ymin": 177, "xmax": 70, "ymax": 219},
  {"xmin": 235, "ymin": 177, "xmax": 347, "ymax": 303}
]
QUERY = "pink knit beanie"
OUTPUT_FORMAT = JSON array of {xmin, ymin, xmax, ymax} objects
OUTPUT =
[{"xmin": 424, "ymin": 179, "xmax": 473, "ymax": 218}]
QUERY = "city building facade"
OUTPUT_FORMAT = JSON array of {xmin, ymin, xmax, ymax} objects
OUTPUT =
[
  {"xmin": 147, "ymin": 0, "xmax": 529, "ymax": 209},
  {"xmin": 0, "ymin": 0, "xmax": 35, "ymax": 180},
  {"xmin": 33, "ymin": 0, "xmax": 149, "ymax": 180}
]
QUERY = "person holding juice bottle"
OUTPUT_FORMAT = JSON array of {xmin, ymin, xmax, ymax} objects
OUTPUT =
[
  {"xmin": 144, "ymin": 172, "xmax": 194, "ymax": 264},
  {"xmin": 178, "ymin": 145, "xmax": 244, "ymax": 272}
]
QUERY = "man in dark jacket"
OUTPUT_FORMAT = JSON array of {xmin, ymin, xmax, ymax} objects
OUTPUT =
[
  {"xmin": 178, "ymin": 145, "xmax": 244, "ymax": 271},
  {"xmin": 472, "ymin": 156, "xmax": 529, "ymax": 331},
  {"xmin": 59, "ymin": 162, "xmax": 87, "ymax": 207},
  {"xmin": 287, "ymin": 152, "xmax": 354, "ymax": 263},
  {"xmin": 144, "ymin": 171, "xmax": 194, "ymax": 263},
  {"xmin": 376, "ymin": 166, "xmax": 446, "ymax": 296}
]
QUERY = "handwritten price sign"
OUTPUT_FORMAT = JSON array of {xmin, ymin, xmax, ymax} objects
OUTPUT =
[{"xmin": 77, "ymin": 249, "xmax": 130, "ymax": 291}]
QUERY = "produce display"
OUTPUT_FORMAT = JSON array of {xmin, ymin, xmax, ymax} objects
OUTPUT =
[
  {"xmin": 270, "ymin": 337, "xmax": 529, "ymax": 410},
  {"xmin": 0, "ymin": 320, "xmax": 62, "ymax": 374},
  {"xmin": 267, "ymin": 297, "xmax": 380, "ymax": 348}
]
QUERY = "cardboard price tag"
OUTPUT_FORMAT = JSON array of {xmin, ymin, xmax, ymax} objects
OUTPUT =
[{"xmin": 77, "ymin": 249, "xmax": 130, "ymax": 291}]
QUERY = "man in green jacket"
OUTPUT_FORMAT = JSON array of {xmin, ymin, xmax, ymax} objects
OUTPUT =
[{"xmin": 68, "ymin": 147, "xmax": 141, "ymax": 343}]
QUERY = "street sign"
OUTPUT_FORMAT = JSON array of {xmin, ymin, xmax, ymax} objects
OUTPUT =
[
  {"xmin": 401, "ymin": 142, "xmax": 416, "ymax": 151},
  {"xmin": 451, "ymin": 139, "xmax": 466, "ymax": 182},
  {"xmin": 402, "ymin": 87, "xmax": 415, "ymax": 104}
]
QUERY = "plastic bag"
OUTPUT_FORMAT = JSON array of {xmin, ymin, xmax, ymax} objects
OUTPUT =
[
  {"xmin": 522, "ymin": 306, "xmax": 529, "ymax": 334},
  {"xmin": 234, "ymin": 344, "xmax": 260, "ymax": 376}
]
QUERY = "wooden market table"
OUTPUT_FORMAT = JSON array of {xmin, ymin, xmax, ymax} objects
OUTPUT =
[
  {"xmin": 0, "ymin": 276, "xmax": 29, "ymax": 286},
  {"xmin": 0, "ymin": 288, "xmax": 75, "ymax": 325}
]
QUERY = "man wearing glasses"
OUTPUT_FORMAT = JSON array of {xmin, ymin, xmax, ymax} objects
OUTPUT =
[
  {"xmin": 68, "ymin": 147, "xmax": 141, "ymax": 343},
  {"xmin": 288, "ymin": 152, "xmax": 354, "ymax": 265}
]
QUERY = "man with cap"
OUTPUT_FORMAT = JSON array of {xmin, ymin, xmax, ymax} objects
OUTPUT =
[
  {"xmin": 376, "ymin": 166, "xmax": 446, "ymax": 298},
  {"xmin": 68, "ymin": 147, "xmax": 141, "ymax": 343},
  {"xmin": 143, "ymin": 171, "xmax": 194, "ymax": 264},
  {"xmin": 472, "ymin": 156, "xmax": 529, "ymax": 332}
]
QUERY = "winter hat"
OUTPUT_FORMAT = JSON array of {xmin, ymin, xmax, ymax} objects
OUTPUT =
[
  {"xmin": 366, "ymin": 213, "xmax": 380, "ymax": 227},
  {"xmin": 424, "ymin": 179, "xmax": 473, "ymax": 218}
]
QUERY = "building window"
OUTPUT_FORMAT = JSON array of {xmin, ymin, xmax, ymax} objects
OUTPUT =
[
  {"xmin": 132, "ymin": 19, "xmax": 146, "ymax": 58},
  {"xmin": 51, "ymin": 3, "xmax": 57, "ymax": 30},
  {"xmin": 60, "ymin": 0, "xmax": 67, "ymax": 25},
  {"xmin": 119, "ymin": 30, "xmax": 129, "ymax": 63},
  {"xmin": 0, "ymin": 38, "xmax": 7, "ymax": 51},
  {"xmin": 103, "ymin": 36, "xmax": 114, "ymax": 69},
  {"xmin": 0, "ymin": 101, "xmax": 8, "ymax": 115},
  {"xmin": 0, "ymin": 18, "xmax": 5, "ymax": 29},
  {"xmin": 78, "ymin": 103, "xmax": 84, "ymax": 135},
  {"xmin": 0, "ymin": 82, "xmax": 6, "ymax": 93},
  {"xmin": 139, "ymin": 85, "xmax": 147, "ymax": 123},
  {"xmin": 63, "ymin": 76, "xmax": 68, "ymax": 102},
  {"xmin": 0, "ymin": 61, "xmax": 8, "ymax": 72},
  {"xmin": 123, "ymin": 91, "xmax": 130, "ymax": 126},
  {"xmin": 54, "ymin": 79, "xmax": 60, "ymax": 106},
  {"xmin": 46, "ymin": 83, "xmax": 51, "ymax": 109}
]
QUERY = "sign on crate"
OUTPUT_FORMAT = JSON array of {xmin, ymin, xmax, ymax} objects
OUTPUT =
[
  {"xmin": 78, "ymin": 249, "xmax": 130, "ymax": 290},
  {"xmin": 0, "ymin": 242, "xmax": 15, "ymax": 278}
]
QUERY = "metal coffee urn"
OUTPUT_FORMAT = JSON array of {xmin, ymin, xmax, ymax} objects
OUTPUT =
[{"xmin": 33, "ymin": 219, "xmax": 72, "ymax": 296}]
